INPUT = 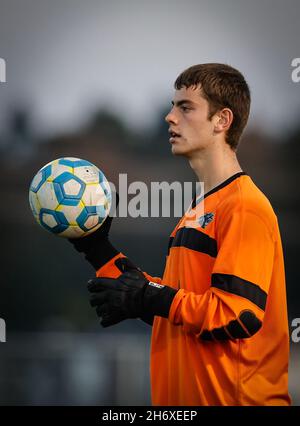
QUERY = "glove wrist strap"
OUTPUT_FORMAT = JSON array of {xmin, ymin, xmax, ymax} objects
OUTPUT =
[{"xmin": 143, "ymin": 284, "xmax": 178, "ymax": 319}]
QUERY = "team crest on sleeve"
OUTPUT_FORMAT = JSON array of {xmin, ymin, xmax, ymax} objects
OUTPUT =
[{"xmin": 198, "ymin": 212, "xmax": 215, "ymax": 229}]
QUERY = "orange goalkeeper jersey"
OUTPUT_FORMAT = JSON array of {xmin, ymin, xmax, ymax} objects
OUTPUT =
[
  {"xmin": 149, "ymin": 172, "xmax": 291, "ymax": 405},
  {"xmin": 97, "ymin": 172, "xmax": 291, "ymax": 406}
]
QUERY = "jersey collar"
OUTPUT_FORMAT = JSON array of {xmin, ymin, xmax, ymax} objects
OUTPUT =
[{"xmin": 192, "ymin": 171, "xmax": 247, "ymax": 208}]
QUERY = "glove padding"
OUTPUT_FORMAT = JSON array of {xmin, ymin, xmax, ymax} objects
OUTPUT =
[{"xmin": 88, "ymin": 268, "xmax": 178, "ymax": 328}]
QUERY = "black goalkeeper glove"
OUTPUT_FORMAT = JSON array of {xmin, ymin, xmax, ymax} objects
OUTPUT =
[
  {"xmin": 107, "ymin": 256, "xmax": 157, "ymax": 326},
  {"xmin": 87, "ymin": 266, "xmax": 178, "ymax": 327},
  {"xmin": 68, "ymin": 193, "xmax": 119, "ymax": 269}
]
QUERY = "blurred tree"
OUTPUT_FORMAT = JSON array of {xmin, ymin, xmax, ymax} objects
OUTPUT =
[{"xmin": 86, "ymin": 109, "xmax": 139, "ymax": 150}]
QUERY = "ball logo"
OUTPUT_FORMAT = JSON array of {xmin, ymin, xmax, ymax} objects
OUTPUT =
[{"xmin": 0, "ymin": 58, "xmax": 6, "ymax": 83}]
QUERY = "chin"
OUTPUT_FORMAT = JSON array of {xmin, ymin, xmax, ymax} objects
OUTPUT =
[{"xmin": 171, "ymin": 144, "xmax": 189, "ymax": 157}]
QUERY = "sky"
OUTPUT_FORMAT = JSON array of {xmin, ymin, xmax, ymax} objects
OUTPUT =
[{"xmin": 0, "ymin": 0, "xmax": 299, "ymax": 140}]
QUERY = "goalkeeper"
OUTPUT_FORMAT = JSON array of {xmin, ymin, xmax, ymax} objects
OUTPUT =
[{"xmin": 69, "ymin": 63, "xmax": 291, "ymax": 406}]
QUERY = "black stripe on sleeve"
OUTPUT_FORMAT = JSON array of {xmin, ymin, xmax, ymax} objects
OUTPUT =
[
  {"xmin": 211, "ymin": 273, "xmax": 267, "ymax": 311},
  {"xmin": 226, "ymin": 318, "xmax": 250, "ymax": 339},
  {"xmin": 168, "ymin": 227, "xmax": 218, "ymax": 257},
  {"xmin": 239, "ymin": 310, "xmax": 262, "ymax": 336},
  {"xmin": 200, "ymin": 310, "xmax": 262, "ymax": 341},
  {"xmin": 167, "ymin": 236, "xmax": 174, "ymax": 255},
  {"xmin": 199, "ymin": 330, "xmax": 214, "ymax": 340},
  {"xmin": 211, "ymin": 327, "xmax": 232, "ymax": 340}
]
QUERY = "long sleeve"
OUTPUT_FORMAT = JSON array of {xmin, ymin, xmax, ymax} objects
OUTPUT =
[{"xmin": 168, "ymin": 206, "xmax": 276, "ymax": 340}]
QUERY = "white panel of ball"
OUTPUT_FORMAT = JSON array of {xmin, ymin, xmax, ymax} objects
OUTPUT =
[
  {"xmin": 56, "ymin": 204, "xmax": 84, "ymax": 225},
  {"xmin": 62, "ymin": 179, "xmax": 83, "ymax": 197},
  {"xmin": 82, "ymin": 184, "xmax": 106, "ymax": 207},
  {"xmin": 73, "ymin": 165, "xmax": 100, "ymax": 184},
  {"xmin": 49, "ymin": 162, "xmax": 72, "ymax": 180},
  {"xmin": 37, "ymin": 182, "xmax": 59, "ymax": 210}
]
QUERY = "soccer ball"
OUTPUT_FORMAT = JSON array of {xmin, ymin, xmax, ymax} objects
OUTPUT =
[{"xmin": 29, "ymin": 157, "xmax": 112, "ymax": 238}]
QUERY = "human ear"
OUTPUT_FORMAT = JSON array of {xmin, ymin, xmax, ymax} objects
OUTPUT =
[{"xmin": 214, "ymin": 108, "xmax": 233, "ymax": 133}]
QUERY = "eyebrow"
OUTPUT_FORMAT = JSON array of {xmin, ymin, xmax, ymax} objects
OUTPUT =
[{"xmin": 171, "ymin": 99, "xmax": 195, "ymax": 107}]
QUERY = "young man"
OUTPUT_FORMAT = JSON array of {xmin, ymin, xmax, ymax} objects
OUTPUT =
[{"xmin": 69, "ymin": 64, "xmax": 291, "ymax": 405}]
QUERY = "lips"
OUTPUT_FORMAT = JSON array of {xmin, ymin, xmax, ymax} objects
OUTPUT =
[{"xmin": 169, "ymin": 129, "xmax": 181, "ymax": 143}]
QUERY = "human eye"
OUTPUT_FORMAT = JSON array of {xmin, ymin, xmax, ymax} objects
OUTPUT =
[{"xmin": 181, "ymin": 105, "xmax": 191, "ymax": 112}]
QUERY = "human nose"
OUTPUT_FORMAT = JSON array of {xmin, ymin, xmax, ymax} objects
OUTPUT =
[{"xmin": 165, "ymin": 107, "xmax": 178, "ymax": 125}]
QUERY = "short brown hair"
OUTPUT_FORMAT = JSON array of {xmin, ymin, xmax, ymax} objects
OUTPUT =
[{"xmin": 175, "ymin": 63, "xmax": 251, "ymax": 150}]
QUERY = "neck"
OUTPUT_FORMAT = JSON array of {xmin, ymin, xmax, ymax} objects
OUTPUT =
[{"xmin": 188, "ymin": 141, "xmax": 243, "ymax": 195}]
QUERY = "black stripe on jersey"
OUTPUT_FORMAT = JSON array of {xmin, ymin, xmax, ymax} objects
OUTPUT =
[
  {"xmin": 168, "ymin": 227, "xmax": 218, "ymax": 257},
  {"xmin": 211, "ymin": 327, "xmax": 232, "ymax": 340},
  {"xmin": 200, "ymin": 310, "xmax": 262, "ymax": 341},
  {"xmin": 167, "ymin": 236, "xmax": 174, "ymax": 255},
  {"xmin": 238, "ymin": 310, "xmax": 262, "ymax": 335},
  {"xmin": 226, "ymin": 317, "xmax": 250, "ymax": 339},
  {"xmin": 199, "ymin": 330, "xmax": 214, "ymax": 340},
  {"xmin": 211, "ymin": 273, "xmax": 267, "ymax": 311}
]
